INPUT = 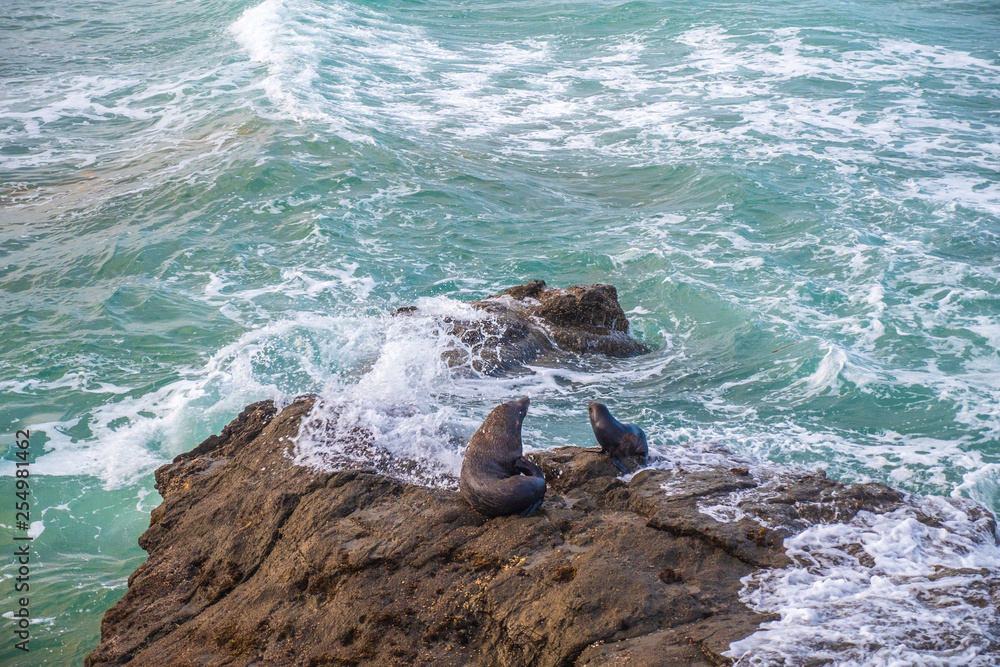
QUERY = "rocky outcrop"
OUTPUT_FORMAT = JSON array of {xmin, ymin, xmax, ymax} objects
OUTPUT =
[
  {"xmin": 395, "ymin": 280, "xmax": 648, "ymax": 373},
  {"xmin": 86, "ymin": 398, "xmax": 906, "ymax": 667}
]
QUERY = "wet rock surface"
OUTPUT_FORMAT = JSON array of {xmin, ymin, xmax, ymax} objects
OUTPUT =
[
  {"xmin": 87, "ymin": 399, "xmax": 909, "ymax": 667},
  {"xmin": 394, "ymin": 280, "xmax": 649, "ymax": 373}
]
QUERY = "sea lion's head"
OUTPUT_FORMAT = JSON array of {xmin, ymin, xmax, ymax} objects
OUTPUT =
[
  {"xmin": 477, "ymin": 397, "xmax": 530, "ymax": 440},
  {"xmin": 588, "ymin": 401, "xmax": 611, "ymax": 427},
  {"xmin": 503, "ymin": 396, "xmax": 530, "ymax": 427}
]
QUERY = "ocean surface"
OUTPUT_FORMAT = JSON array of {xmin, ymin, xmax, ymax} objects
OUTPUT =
[{"xmin": 2, "ymin": 0, "xmax": 1000, "ymax": 663}]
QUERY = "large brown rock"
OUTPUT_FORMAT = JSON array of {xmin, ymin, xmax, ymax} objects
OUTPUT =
[
  {"xmin": 395, "ymin": 280, "xmax": 649, "ymax": 374},
  {"xmin": 87, "ymin": 398, "xmax": 906, "ymax": 667}
]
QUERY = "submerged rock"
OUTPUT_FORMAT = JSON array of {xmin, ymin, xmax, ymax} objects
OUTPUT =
[
  {"xmin": 394, "ymin": 280, "xmax": 649, "ymax": 374},
  {"xmin": 87, "ymin": 398, "xmax": 911, "ymax": 667}
]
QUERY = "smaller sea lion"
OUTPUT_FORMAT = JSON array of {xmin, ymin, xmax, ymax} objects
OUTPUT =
[
  {"xmin": 588, "ymin": 401, "xmax": 648, "ymax": 472},
  {"xmin": 460, "ymin": 397, "xmax": 546, "ymax": 518}
]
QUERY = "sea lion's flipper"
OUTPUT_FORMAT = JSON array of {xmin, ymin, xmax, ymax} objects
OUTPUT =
[
  {"xmin": 514, "ymin": 456, "xmax": 544, "ymax": 479},
  {"xmin": 468, "ymin": 473, "xmax": 545, "ymax": 518},
  {"xmin": 519, "ymin": 497, "xmax": 544, "ymax": 518},
  {"xmin": 609, "ymin": 456, "xmax": 628, "ymax": 473}
]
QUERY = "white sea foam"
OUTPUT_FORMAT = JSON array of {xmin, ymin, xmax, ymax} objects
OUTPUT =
[
  {"xmin": 0, "ymin": 311, "xmax": 386, "ymax": 487},
  {"xmin": 290, "ymin": 297, "xmax": 569, "ymax": 485},
  {"xmin": 268, "ymin": 7, "xmax": 1000, "ymax": 204},
  {"xmin": 645, "ymin": 440, "xmax": 1000, "ymax": 664},
  {"xmin": 797, "ymin": 345, "xmax": 849, "ymax": 398},
  {"xmin": 7, "ymin": 1, "xmax": 998, "ymax": 222},
  {"xmin": 228, "ymin": 0, "xmax": 334, "ymax": 127},
  {"xmin": 726, "ymin": 494, "xmax": 1000, "ymax": 665},
  {"xmin": 27, "ymin": 521, "xmax": 45, "ymax": 539},
  {"xmin": 0, "ymin": 57, "xmax": 256, "ymax": 173},
  {"xmin": 283, "ymin": 292, "xmax": 684, "ymax": 486},
  {"xmin": 230, "ymin": 0, "xmax": 1000, "ymax": 248},
  {"xmin": 221, "ymin": 3, "xmax": 998, "ymax": 224},
  {"xmin": 665, "ymin": 413, "xmax": 998, "ymax": 505}
]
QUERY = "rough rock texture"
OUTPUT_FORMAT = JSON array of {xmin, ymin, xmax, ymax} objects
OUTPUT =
[
  {"xmin": 395, "ymin": 280, "xmax": 649, "ymax": 373},
  {"xmin": 87, "ymin": 399, "xmax": 906, "ymax": 667}
]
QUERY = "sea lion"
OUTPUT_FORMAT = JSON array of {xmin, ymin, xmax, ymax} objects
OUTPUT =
[
  {"xmin": 588, "ymin": 401, "xmax": 648, "ymax": 472},
  {"xmin": 460, "ymin": 397, "xmax": 546, "ymax": 518}
]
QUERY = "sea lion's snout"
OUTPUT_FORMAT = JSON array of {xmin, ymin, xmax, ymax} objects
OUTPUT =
[{"xmin": 514, "ymin": 397, "xmax": 530, "ymax": 421}]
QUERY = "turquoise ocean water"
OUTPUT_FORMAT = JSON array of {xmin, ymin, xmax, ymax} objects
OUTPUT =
[{"xmin": 2, "ymin": 0, "xmax": 1000, "ymax": 663}]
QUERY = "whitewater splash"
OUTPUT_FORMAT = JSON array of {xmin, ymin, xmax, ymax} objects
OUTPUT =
[
  {"xmin": 728, "ymin": 494, "xmax": 1000, "ymax": 665},
  {"xmin": 288, "ymin": 290, "xmax": 659, "ymax": 486},
  {"xmin": 648, "ymin": 445, "xmax": 1000, "ymax": 666}
]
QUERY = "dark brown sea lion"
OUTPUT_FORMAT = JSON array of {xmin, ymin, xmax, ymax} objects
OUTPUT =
[
  {"xmin": 588, "ymin": 401, "xmax": 648, "ymax": 472},
  {"xmin": 460, "ymin": 397, "xmax": 546, "ymax": 518}
]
